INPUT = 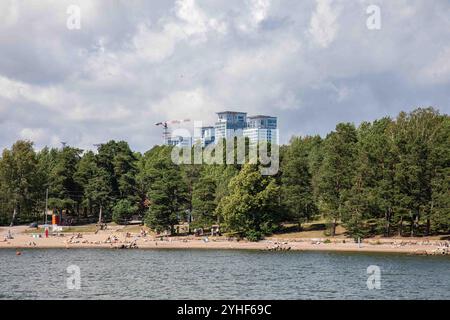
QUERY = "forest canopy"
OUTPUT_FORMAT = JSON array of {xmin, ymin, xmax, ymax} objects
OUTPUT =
[{"xmin": 0, "ymin": 108, "xmax": 448, "ymax": 239}]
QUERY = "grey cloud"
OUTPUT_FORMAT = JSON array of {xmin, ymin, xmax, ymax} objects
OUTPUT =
[{"xmin": 0, "ymin": 0, "xmax": 449, "ymax": 153}]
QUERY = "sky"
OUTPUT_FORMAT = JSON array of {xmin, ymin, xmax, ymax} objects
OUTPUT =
[{"xmin": 0, "ymin": 0, "xmax": 449, "ymax": 152}]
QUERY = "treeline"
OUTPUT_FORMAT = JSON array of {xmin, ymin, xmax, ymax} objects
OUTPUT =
[{"xmin": 0, "ymin": 108, "xmax": 448, "ymax": 239}]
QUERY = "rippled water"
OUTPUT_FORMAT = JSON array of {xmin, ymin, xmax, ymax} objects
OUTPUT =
[{"xmin": 0, "ymin": 249, "xmax": 448, "ymax": 300}]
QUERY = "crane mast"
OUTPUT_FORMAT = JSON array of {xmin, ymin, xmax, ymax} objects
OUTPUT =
[{"xmin": 155, "ymin": 119, "xmax": 190, "ymax": 145}]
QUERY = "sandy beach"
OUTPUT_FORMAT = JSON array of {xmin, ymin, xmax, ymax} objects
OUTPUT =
[{"xmin": 0, "ymin": 225, "xmax": 449, "ymax": 255}]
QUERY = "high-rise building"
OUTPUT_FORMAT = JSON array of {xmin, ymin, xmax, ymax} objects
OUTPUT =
[
  {"xmin": 214, "ymin": 111, "xmax": 247, "ymax": 141},
  {"xmin": 200, "ymin": 126, "xmax": 215, "ymax": 147},
  {"xmin": 166, "ymin": 111, "xmax": 278, "ymax": 148},
  {"xmin": 243, "ymin": 115, "xmax": 278, "ymax": 145}
]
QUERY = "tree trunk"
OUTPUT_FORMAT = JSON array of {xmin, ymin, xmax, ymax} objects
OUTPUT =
[
  {"xmin": 385, "ymin": 209, "xmax": 391, "ymax": 237},
  {"xmin": 331, "ymin": 219, "xmax": 337, "ymax": 237},
  {"xmin": 427, "ymin": 201, "xmax": 433, "ymax": 236},
  {"xmin": 398, "ymin": 217, "xmax": 403, "ymax": 237},
  {"xmin": 411, "ymin": 210, "xmax": 418, "ymax": 237},
  {"xmin": 98, "ymin": 205, "xmax": 102, "ymax": 223},
  {"xmin": 10, "ymin": 207, "xmax": 17, "ymax": 227}
]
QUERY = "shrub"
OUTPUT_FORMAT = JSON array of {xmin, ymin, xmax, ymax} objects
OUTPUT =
[
  {"xmin": 112, "ymin": 199, "xmax": 137, "ymax": 224},
  {"xmin": 245, "ymin": 230, "xmax": 264, "ymax": 242}
]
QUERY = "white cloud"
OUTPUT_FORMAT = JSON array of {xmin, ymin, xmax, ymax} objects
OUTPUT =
[
  {"xmin": 236, "ymin": 0, "xmax": 271, "ymax": 32},
  {"xmin": 308, "ymin": 0, "xmax": 340, "ymax": 48},
  {"xmin": 150, "ymin": 88, "xmax": 219, "ymax": 124},
  {"xmin": 419, "ymin": 46, "xmax": 450, "ymax": 85},
  {"xmin": 175, "ymin": 0, "xmax": 227, "ymax": 36},
  {"xmin": 19, "ymin": 128, "xmax": 46, "ymax": 143},
  {"xmin": 0, "ymin": 0, "xmax": 449, "ymax": 151},
  {"xmin": 132, "ymin": 23, "xmax": 183, "ymax": 62},
  {"xmin": 249, "ymin": 0, "xmax": 271, "ymax": 26}
]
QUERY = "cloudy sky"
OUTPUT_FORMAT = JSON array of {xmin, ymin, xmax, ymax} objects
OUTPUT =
[{"xmin": 0, "ymin": 0, "xmax": 449, "ymax": 152}]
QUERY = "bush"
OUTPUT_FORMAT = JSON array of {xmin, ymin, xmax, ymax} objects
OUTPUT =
[
  {"xmin": 112, "ymin": 200, "xmax": 137, "ymax": 224},
  {"xmin": 245, "ymin": 230, "xmax": 264, "ymax": 242}
]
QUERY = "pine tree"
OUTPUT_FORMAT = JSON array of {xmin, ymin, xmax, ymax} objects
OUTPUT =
[
  {"xmin": 192, "ymin": 167, "xmax": 218, "ymax": 226},
  {"xmin": 317, "ymin": 123, "xmax": 357, "ymax": 236},
  {"xmin": 343, "ymin": 118, "xmax": 396, "ymax": 238},
  {"xmin": 143, "ymin": 147, "xmax": 188, "ymax": 233},
  {"xmin": 281, "ymin": 136, "xmax": 318, "ymax": 230}
]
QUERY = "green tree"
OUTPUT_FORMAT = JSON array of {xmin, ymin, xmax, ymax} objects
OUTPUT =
[
  {"xmin": 281, "ymin": 136, "xmax": 318, "ymax": 230},
  {"xmin": 317, "ymin": 123, "xmax": 357, "ymax": 236},
  {"xmin": 74, "ymin": 151, "xmax": 100, "ymax": 217},
  {"xmin": 96, "ymin": 141, "xmax": 138, "ymax": 202},
  {"xmin": 143, "ymin": 147, "xmax": 188, "ymax": 233},
  {"xmin": 428, "ymin": 112, "xmax": 450, "ymax": 234},
  {"xmin": 192, "ymin": 167, "xmax": 217, "ymax": 226},
  {"xmin": 391, "ymin": 108, "xmax": 446, "ymax": 236},
  {"xmin": 217, "ymin": 164, "xmax": 281, "ymax": 241},
  {"xmin": 47, "ymin": 146, "xmax": 82, "ymax": 215},
  {"xmin": 84, "ymin": 166, "xmax": 113, "ymax": 221},
  {"xmin": 112, "ymin": 199, "xmax": 138, "ymax": 224},
  {"xmin": 0, "ymin": 141, "xmax": 39, "ymax": 224},
  {"xmin": 342, "ymin": 118, "xmax": 397, "ymax": 238}
]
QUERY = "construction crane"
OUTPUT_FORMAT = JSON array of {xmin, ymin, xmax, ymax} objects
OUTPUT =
[{"xmin": 155, "ymin": 118, "xmax": 191, "ymax": 145}]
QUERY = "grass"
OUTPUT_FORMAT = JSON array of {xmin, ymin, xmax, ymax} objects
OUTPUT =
[
  {"xmin": 273, "ymin": 220, "xmax": 450, "ymax": 240},
  {"xmin": 115, "ymin": 225, "xmax": 148, "ymax": 233},
  {"xmin": 24, "ymin": 224, "xmax": 98, "ymax": 234},
  {"xmin": 272, "ymin": 220, "xmax": 347, "ymax": 239}
]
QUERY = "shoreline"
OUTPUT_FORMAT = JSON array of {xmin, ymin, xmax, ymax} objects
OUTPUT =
[
  {"xmin": 1, "ymin": 226, "xmax": 449, "ymax": 256},
  {"xmin": 2, "ymin": 243, "xmax": 450, "ymax": 256}
]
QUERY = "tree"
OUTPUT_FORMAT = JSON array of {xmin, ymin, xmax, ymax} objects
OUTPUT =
[
  {"xmin": 317, "ymin": 123, "xmax": 357, "ymax": 236},
  {"xmin": 217, "ymin": 164, "xmax": 281, "ymax": 241},
  {"xmin": 112, "ymin": 199, "xmax": 137, "ymax": 224},
  {"xmin": 0, "ymin": 141, "xmax": 39, "ymax": 224},
  {"xmin": 96, "ymin": 141, "xmax": 138, "ymax": 202},
  {"xmin": 281, "ymin": 136, "xmax": 318, "ymax": 230},
  {"xmin": 192, "ymin": 167, "xmax": 217, "ymax": 226},
  {"xmin": 47, "ymin": 146, "xmax": 82, "ymax": 215},
  {"xmin": 428, "ymin": 113, "xmax": 450, "ymax": 234},
  {"xmin": 143, "ymin": 147, "xmax": 188, "ymax": 233},
  {"xmin": 342, "ymin": 118, "xmax": 397, "ymax": 238},
  {"xmin": 391, "ymin": 108, "xmax": 445, "ymax": 236},
  {"xmin": 74, "ymin": 151, "xmax": 101, "ymax": 217},
  {"xmin": 83, "ymin": 166, "xmax": 112, "ymax": 221}
]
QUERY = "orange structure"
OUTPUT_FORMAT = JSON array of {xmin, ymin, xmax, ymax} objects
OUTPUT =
[{"xmin": 52, "ymin": 214, "xmax": 60, "ymax": 225}]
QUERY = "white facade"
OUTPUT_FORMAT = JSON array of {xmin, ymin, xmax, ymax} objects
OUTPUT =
[
  {"xmin": 214, "ymin": 111, "xmax": 247, "ymax": 141},
  {"xmin": 164, "ymin": 111, "xmax": 278, "ymax": 148},
  {"xmin": 243, "ymin": 128, "xmax": 278, "ymax": 145},
  {"xmin": 243, "ymin": 115, "xmax": 278, "ymax": 145}
]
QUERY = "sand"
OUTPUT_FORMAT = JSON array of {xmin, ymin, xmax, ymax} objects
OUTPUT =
[{"xmin": 0, "ymin": 226, "xmax": 449, "ymax": 255}]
